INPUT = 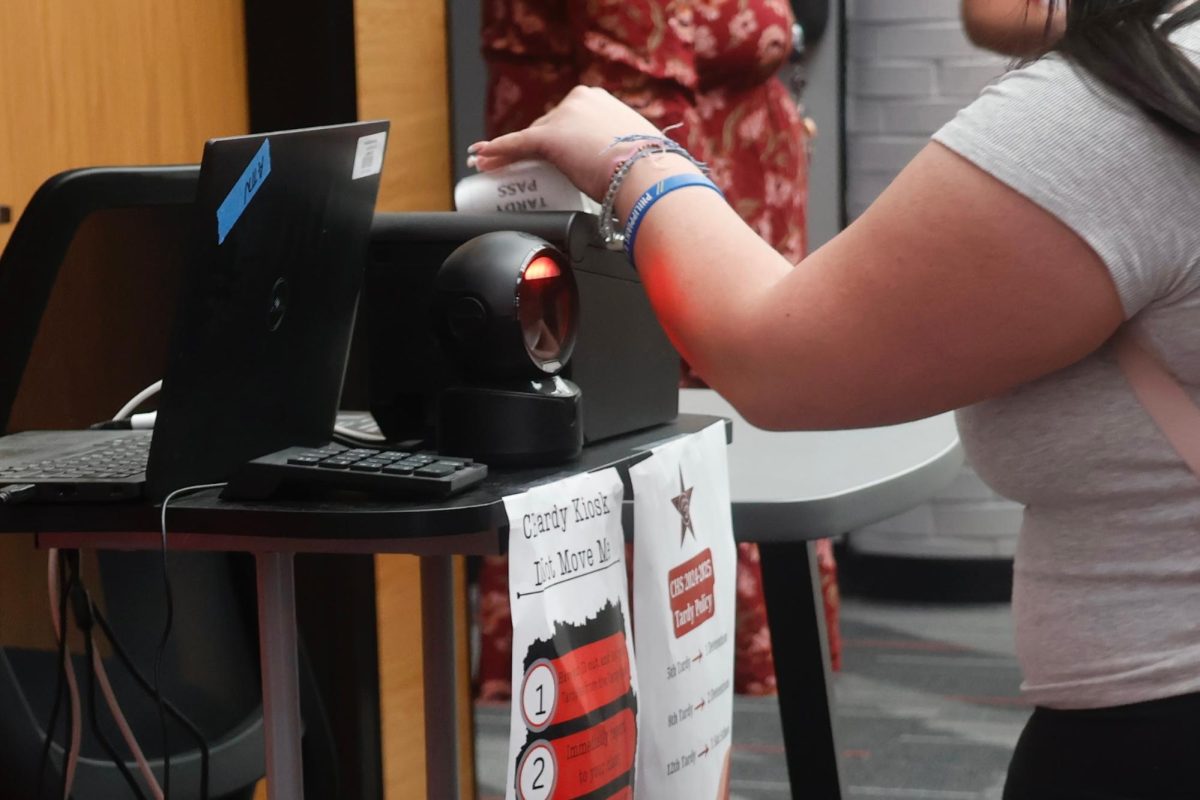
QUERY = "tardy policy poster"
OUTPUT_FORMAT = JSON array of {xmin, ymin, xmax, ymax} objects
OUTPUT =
[{"xmin": 630, "ymin": 423, "xmax": 736, "ymax": 799}]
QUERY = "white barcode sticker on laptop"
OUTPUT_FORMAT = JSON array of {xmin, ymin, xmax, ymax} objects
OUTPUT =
[{"xmin": 352, "ymin": 132, "xmax": 387, "ymax": 180}]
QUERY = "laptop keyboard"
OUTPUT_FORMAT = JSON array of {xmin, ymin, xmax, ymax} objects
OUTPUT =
[{"xmin": 0, "ymin": 436, "xmax": 149, "ymax": 480}]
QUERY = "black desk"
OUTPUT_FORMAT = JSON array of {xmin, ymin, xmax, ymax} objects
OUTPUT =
[{"xmin": 1, "ymin": 414, "xmax": 727, "ymax": 800}]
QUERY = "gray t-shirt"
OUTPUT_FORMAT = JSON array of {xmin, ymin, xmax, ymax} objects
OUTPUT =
[{"xmin": 933, "ymin": 23, "xmax": 1200, "ymax": 710}]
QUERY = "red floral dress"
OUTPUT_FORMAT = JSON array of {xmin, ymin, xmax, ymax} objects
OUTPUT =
[
  {"xmin": 476, "ymin": 0, "xmax": 840, "ymax": 701},
  {"xmin": 484, "ymin": 0, "xmax": 808, "ymax": 261}
]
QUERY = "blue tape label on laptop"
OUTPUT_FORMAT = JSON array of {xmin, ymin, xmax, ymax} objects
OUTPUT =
[{"xmin": 216, "ymin": 138, "xmax": 272, "ymax": 244}]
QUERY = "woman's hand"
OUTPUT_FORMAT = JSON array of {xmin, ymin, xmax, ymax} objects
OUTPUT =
[{"xmin": 469, "ymin": 85, "xmax": 661, "ymax": 201}]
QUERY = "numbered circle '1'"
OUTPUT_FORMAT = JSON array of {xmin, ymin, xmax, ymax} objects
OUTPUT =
[
  {"xmin": 520, "ymin": 658, "xmax": 559, "ymax": 733},
  {"xmin": 517, "ymin": 740, "xmax": 558, "ymax": 800}
]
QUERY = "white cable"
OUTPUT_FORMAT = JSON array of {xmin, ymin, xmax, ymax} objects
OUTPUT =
[
  {"xmin": 114, "ymin": 380, "xmax": 163, "ymax": 422},
  {"xmin": 333, "ymin": 423, "xmax": 386, "ymax": 443},
  {"xmin": 157, "ymin": 482, "xmax": 227, "ymax": 798},
  {"xmin": 47, "ymin": 549, "xmax": 82, "ymax": 797},
  {"xmin": 130, "ymin": 412, "xmax": 158, "ymax": 430},
  {"xmin": 160, "ymin": 483, "xmax": 228, "ymax": 546},
  {"xmin": 91, "ymin": 636, "xmax": 164, "ymax": 799}
]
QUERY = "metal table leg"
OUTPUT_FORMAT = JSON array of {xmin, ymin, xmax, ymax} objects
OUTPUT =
[
  {"xmin": 759, "ymin": 540, "xmax": 844, "ymax": 799},
  {"xmin": 256, "ymin": 552, "xmax": 305, "ymax": 800},
  {"xmin": 420, "ymin": 555, "xmax": 460, "ymax": 799}
]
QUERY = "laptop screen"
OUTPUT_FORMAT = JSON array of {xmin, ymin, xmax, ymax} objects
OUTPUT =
[{"xmin": 147, "ymin": 121, "xmax": 388, "ymax": 500}]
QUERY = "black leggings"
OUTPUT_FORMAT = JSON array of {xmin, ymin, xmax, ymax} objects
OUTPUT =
[{"xmin": 1004, "ymin": 691, "xmax": 1200, "ymax": 799}]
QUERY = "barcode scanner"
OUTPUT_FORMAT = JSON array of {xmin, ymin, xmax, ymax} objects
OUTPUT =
[{"xmin": 432, "ymin": 232, "xmax": 584, "ymax": 465}]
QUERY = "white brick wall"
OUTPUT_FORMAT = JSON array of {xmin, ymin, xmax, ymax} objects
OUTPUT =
[{"xmin": 846, "ymin": 0, "xmax": 1008, "ymax": 218}]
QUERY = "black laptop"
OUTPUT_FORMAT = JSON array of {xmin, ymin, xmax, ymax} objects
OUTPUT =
[{"xmin": 0, "ymin": 121, "xmax": 389, "ymax": 502}]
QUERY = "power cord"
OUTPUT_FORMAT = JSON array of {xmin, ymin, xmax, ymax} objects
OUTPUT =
[
  {"xmin": 156, "ymin": 482, "xmax": 226, "ymax": 800},
  {"xmin": 36, "ymin": 549, "xmax": 79, "ymax": 800},
  {"xmin": 88, "ymin": 623, "xmax": 164, "ymax": 799},
  {"xmin": 91, "ymin": 380, "xmax": 163, "ymax": 430},
  {"xmin": 92, "ymin": 412, "xmax": 157, "ymax": 431},
  {"xmin": 60, "ymin": 553, "xmax": 166, "ymax": 800},
  {"xmin": 49, "ymin": 552, "xmax": 84, "ymax": 798},
  {"xmin": 43, "ymin": 551, "xmax": 210, "ymax": 799},
  {"xmin": 92, "ymin": 607, "xmax": 210, "ymax": 800},
  {"xmin": 115, "ymin": 381, "xmax": 163, "ymax": 422},
  {"xmin": 72, "ymin": 581, "xmax": 150, "ymax": 800}
]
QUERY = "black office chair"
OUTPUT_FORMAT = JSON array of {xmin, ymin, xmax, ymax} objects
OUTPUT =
[
  {"xmin": 0, "ymin": 168, "xmax": 337, "ymax": 799},
  {"xmin": 1, "ymin": 552, "xmax": 266, "ymax": 800}
]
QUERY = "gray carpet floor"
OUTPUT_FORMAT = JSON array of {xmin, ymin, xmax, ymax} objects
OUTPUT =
[{"xmin": 474, "ymin": 595, "xmax": 1029, "ymax": 799}]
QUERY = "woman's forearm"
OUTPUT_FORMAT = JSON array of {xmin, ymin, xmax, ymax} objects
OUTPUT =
[
  {"xmin": 471, "ymin": 87, "xmax": 1125, "ymax": 435},
  {"xmin": 613, "ymin": 154, "xmax": 797, "ymax": 426}
]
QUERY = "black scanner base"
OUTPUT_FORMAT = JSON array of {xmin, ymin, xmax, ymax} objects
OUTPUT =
[{"xmin": 438, "ymin": 380, "xmax": 583, "ymax": 467}]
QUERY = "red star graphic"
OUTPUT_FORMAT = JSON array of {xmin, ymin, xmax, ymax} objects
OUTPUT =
[{"xmin": 671, "ymin": 467, "xmax": 696, "ymax": 545}]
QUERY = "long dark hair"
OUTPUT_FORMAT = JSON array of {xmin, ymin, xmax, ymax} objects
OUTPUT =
[{"xmin": 1046, "ymin": 0, "xmax": 1200, "ymax": 139}]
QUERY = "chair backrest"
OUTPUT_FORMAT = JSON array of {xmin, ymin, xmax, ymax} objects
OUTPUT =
[
  {"xmin": 0, "ymin": 166, "xmax": 198, "ymax": 434},
  {"xmin": 0, "ymin": 167, "xmax": 266, "ymax": 799}
]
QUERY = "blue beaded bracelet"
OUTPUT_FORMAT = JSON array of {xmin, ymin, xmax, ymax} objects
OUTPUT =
[{"xmin": 623, "ymin": 174, "xmax": 724, "ymax": 265}]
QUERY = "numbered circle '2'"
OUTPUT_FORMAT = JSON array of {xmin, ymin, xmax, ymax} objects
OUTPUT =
[
  {"xmin": 517, "ymin": 740, "xmax": 558, "ymax": 800},
  {"xmin": 520, "ymin": 658, "xmax": 559, "ymax": 733}
]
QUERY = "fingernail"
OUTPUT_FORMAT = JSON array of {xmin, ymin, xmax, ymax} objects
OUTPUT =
[
  {"xmin": 466, "ymin": 155, "xmax": 479, "ymax": 169},
  {"xmin": 467, "ymin": 142, "xmax": 484, "ymax": 155}
]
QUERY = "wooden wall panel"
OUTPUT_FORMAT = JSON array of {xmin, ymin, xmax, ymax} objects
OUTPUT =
[
  {"xmin": 1, "ymin": 0, "xmax": 248, "ymax": 428},
  {"xmin": 0, "ymin": 541, "xmax": 106, "ymax": 653},
  {"xmin": 353, "ymin": 0, "xmax": 453, "ymax": 213},
  {"xmin": 2, "ymin": 2, "xmax": 467, "ymax": 797},
  {"xmin": 372, "ymin": 555, "xmax": 476, "ymax": 799},
  {"xmin": 0, "ymin": 0, "xmax": 251, "ymax": 786},
  {"xmin": 0, "ymin": 0, "xmax": 249, "ymax": 253},
  {"xmin": 374, "ymin": 555, "xmax": 430, "ymax": 797},
  {"xmin": 454, "ymin": 556, "xmax": 477, "ymax": 795}
]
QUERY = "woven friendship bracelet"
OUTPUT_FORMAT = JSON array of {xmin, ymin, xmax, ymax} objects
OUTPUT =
[
  {"xmin": 597, "ymin": 132, "xmax": 709, "ymax": 250},
  {"xmin": 598, "ymin": 143, "xmax": 687, "ymax": 247}
]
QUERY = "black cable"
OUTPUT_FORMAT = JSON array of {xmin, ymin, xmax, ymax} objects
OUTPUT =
[
  {"xmin": 61, "ymin": 644, "xmax": 73, "ymax": 800},
  {"xmin": 297, "ymin": 640, "xmax": 342, "ymax": 799},
  {"xmin": 155, "ymin": 525, "xmax": 175, "ymax": 800},
  {"xmin": 35, "ymin": 550, "xmax": 72, "ymax": 800},
  {"xmin": 88, "ymin": 420, "xmax": 133, "ymax": 431},
  {"xmin": 60, "ymin": 553, "xmax": 80, "ymax": 800},
  {"xmin": 79, "ymin": 600, "xmax": 149, "ymax": 800},
  {"xmin": 92, "ymin": 607, "xmax": 210, "ymax": 800},
  {"xmin": 155, "ymin": 482, "xmax": 225, "ymax": 800}
]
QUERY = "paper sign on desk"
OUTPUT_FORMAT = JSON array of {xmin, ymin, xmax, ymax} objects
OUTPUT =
[
  {"xmin": 629, "ymin": 422, "xmax": 736, "ymax": 800},
  {"xmin": 503, "ymin": 469, "xmax": 639, "ymax": 800}
]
